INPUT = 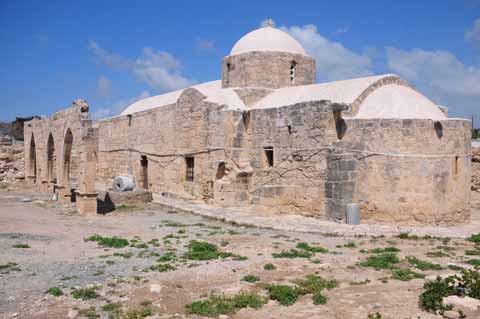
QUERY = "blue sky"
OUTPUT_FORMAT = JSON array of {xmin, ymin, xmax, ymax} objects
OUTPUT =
[{"xmin": 1, "ymin": 0, "xmax": 479, "ymax": 126}]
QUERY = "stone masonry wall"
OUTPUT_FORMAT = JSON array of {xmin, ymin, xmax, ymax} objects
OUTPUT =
[
  {"xmin": 330, "ymin": 118, "xmax": 472, "ymax": 225},
  {"xmin": 222, "ymin": 52, "xmax": 316, "ymax": 89},
  {"xmin": 23, "ymin": 100, "xmax": 92, "ymax": 199}
]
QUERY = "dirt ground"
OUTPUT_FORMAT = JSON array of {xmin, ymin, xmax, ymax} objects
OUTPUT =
[{"xmin": 1, "ymin": 186, "xmax": 480, "ymax": 319}]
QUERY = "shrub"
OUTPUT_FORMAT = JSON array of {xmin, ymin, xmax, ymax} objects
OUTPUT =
[
  {"xmin": 368, "ymin": 312, "xmax": 382, "ymax": 319},
  {"xmin": 312, "ymin": 293, "xmax": 327, "ymax": 305},
  {"xmin": 406, "ymin": 256, "xmax": 443, "ymax": 271},
  {"xmin": 263, "ymin": 263, "xmax": 276, "ymax": 270},
  {"xmin": 419, "ymin": 276, "xmax": 456, "ymax": 312},
  {"xmin": 296, "ymin": 242, "xmax": 328, "ymax": 253},
  {"xmin": 272, "ymin": 249, "xmax": 312, "ymax": 259},
  {"xmin": 343, "ymin": 242, "xmax": 357, "ymax": 248},
  {"xmin": 102, "ymin": 302, "xmax": 122, "ymax": 312},
  {"xmin": 85, "ymin": 234, "xmax": 129, "ymax": 248},
  {"xmin": 184, "ymin": 241, "xmax": 240, "ymax": 260},
  {"xmin": 294, "ymin": 274, "xmax": 337, "ymax": 294},
  {"xmin": 466, "ymin": 259, "xmax": 480, "ymax": 267},
  {"xmin": 468, "ymin": 233, "xmax": 480, "ymax": 244},
  {"xmin": 186, "ymin": 292, "xmax": 267, "ymax": 317},
  {"xmin": 242, "ymin": 275, "xmax": 260, "ymax": 283},
  {"xmin": 265, "ymin": 284, "xmax": 300, "ymax": 306},
  {"xmin": 46, "ymin": 287, "xmax": 63, "ymax": 296},
  {"xmin": 157, "ymin": 252, "xmax": 176, "ymax": 262},
  {"xmin": 358, "ymin": 253, "xmax": 400, "ymax": 269},
  {"xmin": 72, "ymin": 287, "xmax": 99, "ymax": 300}
]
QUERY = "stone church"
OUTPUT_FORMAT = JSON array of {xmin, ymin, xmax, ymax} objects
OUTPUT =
[{"xmin": 24, "ymin": 23, "xmax": 472, "ymax": 225}]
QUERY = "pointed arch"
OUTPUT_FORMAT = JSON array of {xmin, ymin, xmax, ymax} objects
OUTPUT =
[
  {"xmin": 46, "ymin": 133, "xmax": 57, "ymax": 183},
  {"xmin": 62, "ymin": 128, "xmax": 73, "ymax": 185},
  {"xmin": 29, "ymin": 133, "xmax": 37, "ymax": 182}
]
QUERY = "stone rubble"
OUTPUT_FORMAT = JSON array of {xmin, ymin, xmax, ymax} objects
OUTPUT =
[
  {"xmin": 0, "ymin": 135, "xmax": 25, "ymax": 184},
  {"xmin": 472, "ymin": 146, "xmax": 480, "ymax": 192}
]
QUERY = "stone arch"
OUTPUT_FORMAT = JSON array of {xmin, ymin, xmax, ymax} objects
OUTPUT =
[
  {"xmin": 61, "ymin": 128, "xmax": 74, "ymax": 186},
  {"xmin": 350, "ymin": 75, "xmax": 416, "ymax": 115},
  {"xmin": 46, "ymin": 132, "xmax": 57, "ymax": 183},
  {"xmin": 28, "ymin": 133, "xmax": 37, "ymax": 182}
]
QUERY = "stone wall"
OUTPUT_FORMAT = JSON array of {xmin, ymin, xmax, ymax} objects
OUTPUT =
[
  {"xmin": 23, "ymin": 100, "xmax": 93, "ymax": 201},
  {"xmin": 221, "ymin": 51, "xmax": 316, "ymax": 89},
  {"xmin": 473, "ymin": 147, "xmax": 480, "ymax": 192},
  {"xmin": 329, "ymin": 118, "xmax": 472, "ymax": 225}
]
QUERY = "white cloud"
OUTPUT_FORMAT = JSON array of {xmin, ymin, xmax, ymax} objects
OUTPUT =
[
  {"xmin": 281, "ymin": 24, "xmax": 373, "ymax": 81},
  {"xmin": 386, "ymin": 47, "xmax": 480, "ymax": 122},
  {"xmin": 93, "ymin": 90, "xmax": 151, "ymax": 120},
  {"xmin": 88, "ymin": 40, "xmax": 194, "ymax": 92},
  {"xmin": 466, "ymin": 18, "xmax": 480, "ymax": 48},
  {"xmin": 196, "ymin": 38, "xmax": 215, "ymax": 51},
  {"xmin": 96, "ymin": 75, "xmax": 112, "ymax": 97}
]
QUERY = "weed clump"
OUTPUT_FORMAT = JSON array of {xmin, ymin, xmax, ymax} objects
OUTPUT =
[
  {"xmin": 85, "ymin": 234, "xmax": 129, "ymax": 248},
  {"xmin": 186, "ymin": 292, "xmax": 267, "ymax": 317},
  {"xmin": 406, "ymin": 256, "xmax": 443, "ymax": 271},
  {"xmin": 468, "ymin": 233, "xmax": 480, "ymax": 244},
  {"xmin": 369, "ymin": 247, "xmax": 400, "ymax": 254},
  {"xmin": 72, "ymin": 287, "xmax": 99, "ymax": 300},
  {"xmin": 46, "ymin": 287, "xmax": 63, "ymax": 296},
  {"xmin": 263, "ymin": 263, "xmax": 276, "ymax": 271},
  {"xmin": 296, "ymin": 242, "xmax": 328, "ymax": 253},
  {"xmin": 265, "ymin": 284, "xmax": 300, "ymax": 306},
  {"xmin": 150, "ymin": 263, "xmax": 176, "ymax": 272},
  {"xmin": 358, "ymin": 253, "xmax": 400, "ymax": 269},
  {"xmin": 0, "ymin": 262, "xmax": 20, "ymax": 274},
  {"xmin": 242, "ymin": 275, "xmax": 260, "ymax": 283},
  {"xmin": 272, "ymin": 249, "xmax": 312, "ymax": 259},
  {"xmin": 391, "ymin": 268, "xmax": 425, "ymax": 281},
  {"xmin": 184, "ymin": 240, "xmax": 245, "ymax": 261},
  {"xmin": 12, "ymin": 243, "xmax": 30, "ymax": 248}
]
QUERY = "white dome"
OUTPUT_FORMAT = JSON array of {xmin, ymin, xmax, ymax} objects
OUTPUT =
[
  {"xmin": 230, "ymin": 26, "xmax": 307, "ymax": 56},
  {"xmin": 355, "ymin": 84, "xmax": 446, "ymax": 120}
]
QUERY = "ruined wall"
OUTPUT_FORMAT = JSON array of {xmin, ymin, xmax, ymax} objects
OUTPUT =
[
  {"xmin": 96, "ymin": 88, "xmax": 228, "ymax": 201},
  {"xmin": 222, "ymin": 52, "xmax": 316, "ymax": 89},
  {"xmin": 23, "ymin": 100, "xmax": 92, "ymax": 199},
  {"xmin": 328, "ymin": 118, "xmax": 471, "ymax": 225}
]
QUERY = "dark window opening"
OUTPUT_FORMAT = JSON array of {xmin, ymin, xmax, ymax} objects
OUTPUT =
[
  {"xmin": 455, "ymin": 156, "xmax": 459, "ymax": 175},
  {"xmin": 242, "ymin": 110, "xmax": 251, "ymax": 130},
  {"xmin": 216, "ymin": 161, "xmax": 226, "ymax": 179},
  {"xmin": 226, "ymin": 63, "xmax": 231, "ymax": 84},
  {"xmin": 264, "ymin": 147, "xmax": 274, "ymax": 167},
  {"xmin": 434, "ymin": 121, "xmax": 443, "ymax": 139},
  {"xmin": 290, "ymin": 61, "xmax": 296, "ymax": 84},
  {"xmin": 186, "ymin": 156, "xmax": 194, "ymax": 181},
  {"xmin": 141, "ymin": 155, "xmax": 149, "ymax": 189}
]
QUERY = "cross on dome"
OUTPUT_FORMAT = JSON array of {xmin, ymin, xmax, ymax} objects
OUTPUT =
[{"xmin": 263, "ymin": 18, "xmax": 275, "ymax": 28}]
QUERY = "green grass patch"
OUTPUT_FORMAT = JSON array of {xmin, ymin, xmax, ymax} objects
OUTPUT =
[
  {"xmin": 426, "ymin": 251, "xmax": 449, "ymax": 258},
  {"xmin": 265, "ymin": 284, "xmax": 300, "ymax": 306},
  {"xmin": 406, "ymin": 256, "xmax": 443, "ymax": 271},
  {"xmin": 272, "ymin": 249, "xmax": 312, "ymax": 259},
  {"xmin": 465, "ymin": 249, "xmax": 480, "ymax": 256},
  {"xmin": 391, "ymin": 268, "xmax": 425, "ymax": 281},
  {"xmin": 157, "ymin": 252, "xmax": 176, "ymax": 262},
  {"xmin": 78, "ymin": 306, "xmax": 98, "ymax": 319},
  {"xmin": 113, "ymin": 252, "xmax": 133, "ymax": 258},
  {"xmin": 358, "ymin": 253, "xmax": 400, "ymax": 269},
  {"xmin": 242, "ymin": 275, "xmax": 260, "ymax": 283},
  {"xmin": 12, "ymin": 243, "xmax": 30, "ymax": 248},
  {"xmin": 343, "ymin": 242, "xmax": 356, "ymax": 248},
  {"xmin": 85, "ymin": 234, "xmax": 129, "ymax": 248},
  {"xmin": 150, "ymin": 263, "xmax": 176, "ymax": 272},
  {"xmin": 296, "ymin": 242, "xmax": 329, "ymax": 253},
  {"xmin": 72, "ymin": 287, "xmax": 99, "ymax": 300},
  {"xmin": 468, "ymin": 233, "xmax": 480, "ymax": 244},
  {"xmin": 46, "ymin": 287, "xmax": 63, "ymax": 296},
  {"xmin": 186, "ymin": 292, "xmax": 267, "ymax": 317},
  {"xmin": 184, "ymin": 240, "xmax": 244, "ymax": 261},
  {"xmin": 0, "ymin": 262, "xmax": 20, "ymax": 273},
  {"xmin": 102, "ymin": 302, "xmax": 122, "ymax": 312},
  {"xmin": 369, "ymin": 247, "xmax": 400, "ymax": 254},
  {"xmin": 465, "ymin": 259, "xmax": 480, "ymax": 266},
  {"xmin": 263, "ymin": 263, "xmax": 276, "ymax": 270}
]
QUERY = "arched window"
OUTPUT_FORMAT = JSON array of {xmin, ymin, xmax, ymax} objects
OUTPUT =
[{"xmin": 290, "ymin": 61, "xmax": 296, "ymax": 84}]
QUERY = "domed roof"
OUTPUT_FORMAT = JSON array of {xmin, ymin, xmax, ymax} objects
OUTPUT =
[
  {"xmin": 355, "ymin": 84, "xmax": 446, "ymax": 120},
  {"xmin": 230, "ymin": 25, "xmax": 307, "ymax": 56}
]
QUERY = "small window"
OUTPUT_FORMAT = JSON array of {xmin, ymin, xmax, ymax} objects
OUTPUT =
[
  {"xmin": 290, "ymin": 61, "xmax": 296, "ymax": 83},
  {"xmin": 226, "ymin": 63, "xmax": 231, "ymax": 84},
  {"xmin": 186, "ymin": 156, "xmax": 194, "ymax": 181},
  {"xmin": 264, "ymin": 147, "xmax": 274, "ymax": 167}
]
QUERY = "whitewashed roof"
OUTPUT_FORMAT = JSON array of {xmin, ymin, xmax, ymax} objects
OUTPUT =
[
  {"xmin": 253, "ymin": 74, "xmax": 390, "ymax": 108},
  {"xmin": 120, "ymin": 74, "xmax": 448, "ymax": 121},
  {"xmin": 121, "ymin": 80, "xmax": 246, "ymax": 115},
  {"xmin": 355, "ymin": 84, "xmax": 446, "ymax": 120},
  {"xmin": 230, "ymin": 26, "xmax": 307, "ymax": 56}
]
